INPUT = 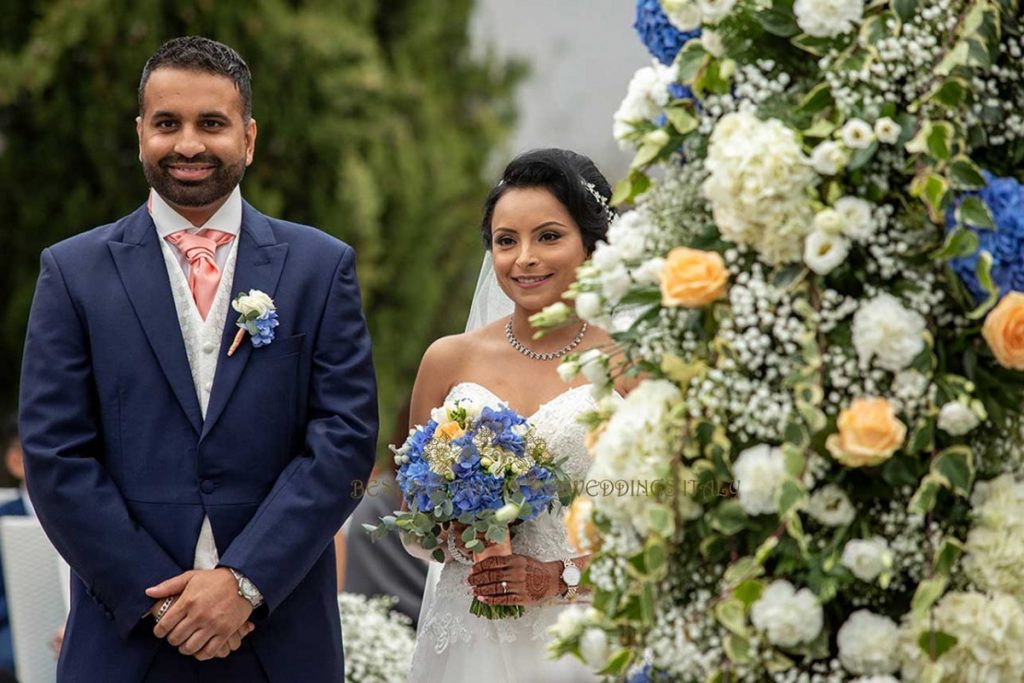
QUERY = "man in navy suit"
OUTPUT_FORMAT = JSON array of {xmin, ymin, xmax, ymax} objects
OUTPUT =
[{"xmin": 18, "ymin": 37, "xmax": 377, "ymax": 682}]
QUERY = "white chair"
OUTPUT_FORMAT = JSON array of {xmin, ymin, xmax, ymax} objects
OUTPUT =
[{"xmin": 1, "ymin": 517, "xmax": 65, "ymax": 683}]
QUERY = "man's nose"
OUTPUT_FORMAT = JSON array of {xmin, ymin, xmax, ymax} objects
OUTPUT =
[{"xmin": 173, "ymin": 125, "xmax": 207, "ymax": 158}]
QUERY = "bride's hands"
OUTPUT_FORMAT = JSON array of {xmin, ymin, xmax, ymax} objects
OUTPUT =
[{"xmin": 468, "ymin": 554, "xmax": 561, "ymax": 606}]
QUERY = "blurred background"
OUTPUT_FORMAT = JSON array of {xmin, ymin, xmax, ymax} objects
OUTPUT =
[{"xmin": 0, "ymin": 0, "xmax": 648, "ymax": 463}]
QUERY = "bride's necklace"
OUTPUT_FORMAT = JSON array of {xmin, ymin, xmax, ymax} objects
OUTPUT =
[{"xmin": 505, "ymin": 317, "xmax": 588, "ymax": 361}]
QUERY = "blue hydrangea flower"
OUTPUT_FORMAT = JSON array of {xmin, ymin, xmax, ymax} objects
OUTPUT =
[
  {"xmin": 478, "ymin": 407, "xmax": 529, "ymax": 456},
  {"xmin": 947, "ymin": 172, "xmax": 1024, "ymax": 303},
  {"xmin": 626, "ymin": 664, "xmax": 653, "ymax": 683},
  {"xmin": 450, "ymin": 433, "xmax": 482, "ymax": 478},
  {"xmin": 634, "ymin": 0, "xmax": 701, "ymax": 66},
  {"xmin": 515, "ymin": 467, "xmax": 558, "ymax": 521},
  {"xmin": 406, "ymin": 420, "xmax": 438, "ymax": 460},
  {"xmin": 243, "ymin": 310, "xmax": 279, "ymax": 347},
  {"xmin": 449, "ymin": 472, "xmax": 505, "ymax": 515},
  {"xmin": 397, "ymin": 459, "xmax": 443, "ymax": 512}
]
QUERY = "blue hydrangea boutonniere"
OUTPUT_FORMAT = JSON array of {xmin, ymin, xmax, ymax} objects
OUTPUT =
[{"xmin": 227, "ymin": 289, "xmax": 279, "ymax": 357}]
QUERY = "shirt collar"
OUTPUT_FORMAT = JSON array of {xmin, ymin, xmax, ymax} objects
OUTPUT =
[{"xmin": 149, "ymin": 186, "xmax": 243, "ymax": 239}]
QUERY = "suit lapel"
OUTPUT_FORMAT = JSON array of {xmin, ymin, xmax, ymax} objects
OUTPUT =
[
  {"xmin": 201, "ymin": 203, "xmax": 289, "ymax": 441},
  {"xmin": 108, "ymin": 206, "xmax": 204, "ymax": 435}
]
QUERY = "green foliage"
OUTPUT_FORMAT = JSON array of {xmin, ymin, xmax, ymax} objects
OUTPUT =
[{"xmin": 0, "ymin": 0, "xmax": 522, "ymax": 454}]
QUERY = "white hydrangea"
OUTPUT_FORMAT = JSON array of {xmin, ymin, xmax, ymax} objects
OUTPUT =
[
  {"xmin": 793, "ymin": 0, "xmax": 864, "ymax": 38},
  {"xmin": 841, "ymin": 118, "xmax": 875, "ymax": 149},
  {"xmin": 750, "ymin": 580, "xmax": 824, "ymax": 648},
  {"xmin": 938, "ymin": 401, "xmax": 980, "ymax": 436},
  {"xmin": 589, "ymin": 380, "xmax": 685, "ymax": 535},
  {"xmin": 964, "ymin": 474, "xmax": 1024, "ymax": 600},
  {"xmin": 852, "ymin": 293, "xmax": 926, "ymax": 372},
  {"xmin": 837, "ymin": 610, "xmax": 900, "ymax": 675},
  {"xmin": 874, "ymin": 117, "xmax": 902, "ymax": 144},
  {"xmin": 703, "ymin": 112, "xmax": 816, "ymax": 264},
  {"xmin": 834, "ymin": 196, "xmax": 876, "ymax": 241},
  {"xmin": 811, "ymin": 140, "xmax": 850, "ymax": 175},
  {"xmin": 614, "ymin": 61, "xmax": 679, "ymax": 144},
  {"xmin": 732, "ymin": 444, "xmax": 787, "ymax": 516},
  {"xmin": 841, "ymin": 536, "xmax": 893, "ymax": 582},
  {"xmin": 605, "ymin": 211, "xmax": 651, "ymax": 261},
  {"xmin": 804, "ymin": 229, "xmax": 850, "ymax": 275},
  {"xmin": 900, "ymin": 591, "xmax": 1024, "ymax": 682},
  {"xmin": 805, "ymin": 484, "xmax": 856, "ymax": 526}
]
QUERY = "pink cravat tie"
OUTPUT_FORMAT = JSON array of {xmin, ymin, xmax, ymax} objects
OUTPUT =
[{"xmin": 165, "ymin": 229, "xmax": 235, "ymax": 320}]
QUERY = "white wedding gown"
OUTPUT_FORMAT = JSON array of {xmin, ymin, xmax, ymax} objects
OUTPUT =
[{"xmin": 408, "ymin": 382, "xmax": 600, "ymax": 683}]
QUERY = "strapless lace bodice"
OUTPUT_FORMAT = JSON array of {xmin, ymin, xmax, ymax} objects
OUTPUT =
[{"xmin": 413, "ymin": 381, "xmax": 596, "ymax": 655}]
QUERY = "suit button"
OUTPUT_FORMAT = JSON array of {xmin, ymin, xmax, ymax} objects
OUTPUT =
[
  {"xmin": 202, "ymin": 342, "xmax": 217, "ymax": 354},
  {"xmin": 203, "ymin": 381, "xmax": 213, "ymax": 393},
  {"xmin": 200, "ymin": 479, "xmax": 216, "ymax": 494}
]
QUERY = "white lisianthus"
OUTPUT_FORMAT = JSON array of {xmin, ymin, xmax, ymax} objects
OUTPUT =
[
  {"xmin": 661, "ymin": 0, "xmax": 702, "ymax": 30},
  {"xmin": 703, "ymin": 112, "xmax": 816, "ymax": 264},
  {"xmin": 900, "ymin": 591, "xmax": 1024, "ymax": 682},
  {"xmin": 701, "ymin": 29, "xmax": 725, "ymax": 57},
  {"xmin": 430, "ymin": 405, "xmax": 450, "ymax": 424},
  {"xmin": 834, "ymin": 196, "xmax": 876, "ymax": 241},
  {"xmin": 750, "ymin": 580, "xmax": 824, "ymax": 648},
  {"xmin": 600, "ymin": 264, "xmax": 633, "ymax": 304},
  {"xmin": 804, "ymin": 229, "xmax": 850, "ymax": 275},
  {"xmin": 631, "ymin": 257, "xmax": 666, "ymax": 286},
  {"xmin": 591, "ymin": 242, "xmax": 623, "ymax": 272},
  {"xmin": 841, "ymin": 536, "xmax": 893, "ymax": 582},
  {"xmin": 579, "ymin": 628, "xmax": 610, "ymax": 669},
  {"xmin": 852, "ymin": 294, "xmax": 926, "ymax": 371},
  {"xmin": 805, "ymin": 484, "xmax": 856, "ymax": 526},
  {"xmin": 938, "ymin": 401, "xmax": 981, "ymax": 436},
  {"xmin": 964, "ymin": 474, "xmax": 1024, "ymax": 600},
  {"xmin": 841, "ymin": 118, "xmax": 875, "ymax": 149},
  {"xmin": 549, "ymin": 605, "xmax": 588, "ymax": 640},
  {"xmin": 794, "ymin": 0, "xmax": 864, "ymax": 38},
  {"xmin": 837, "ymin": 610, "xmax": 900, "ymax": 675},
  {"xmin": 643, "ymin": 129, "xmax": 671, "ymax": 147},
  {"xmin": 557, "ymin": 358, "xmax": 581, "ymax": 383},
  {"xmin": 575, "ymin": 292, "xmax": 603, "ymax": 322},
  {"xmin": 232, "ymin": 289, "xmax": 275, "ymax": 317},
  {"xmin": 813, "ymin": 208, "xmax": 846, "ymax": 235},
  {"xmin": 732, "ymin": 444, "xmax": 787, "ymax": 515},
  {"xmin": 811, "ymin": 140, "xmax": 850, "ymax": 176},
  {"xmin": 699, "ymin": 0, "xmax": 738, "ymax": 23},
  {"xmin": 613, "ymin": 61, "xmax": 679, "ymax": 144},
  {"xmin": 874, "ymin": 117, "xmax": 902, "ymax": 144},
  {"xmin": 579, "ymin": 349, "xmax": 610, "ymax": 390}
]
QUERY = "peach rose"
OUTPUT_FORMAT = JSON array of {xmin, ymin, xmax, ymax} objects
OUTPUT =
[
  {"xmin": 983, "ymin": 291, "xmax": 1024, "ymax": 370},
  {"xmin": 660, "ymin": 247, "xmax": 729, "ymax": 307},
  {"xmin": 437, "ymin": 421, "xmax": 465, "ymax": 441},
  {"xmin": 565, "ymin": 496, "xmax": 601, "ymax": 553},
  {"xmin": 826, "ymin": 397, "xmax": 906, "ymax": 468}
]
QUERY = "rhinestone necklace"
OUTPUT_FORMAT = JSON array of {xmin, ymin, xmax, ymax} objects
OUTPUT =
[{"xmin": 505, "ymin": 318, "xmax": 588, "ymax": 361}]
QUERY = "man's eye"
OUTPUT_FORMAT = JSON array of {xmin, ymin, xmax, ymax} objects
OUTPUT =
[
  {"xmin": 201, "ymin": 120, "xmax": 224, "ymax": 129},
  {"xmin": 155, "ymin": 120, "xmax": 177, "ymax": 129}
]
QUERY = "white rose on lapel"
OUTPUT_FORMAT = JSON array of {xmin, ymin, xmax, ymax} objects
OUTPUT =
[{"xmin": 227, "ymin": 289, "xmax": 279, "ymax": 357}]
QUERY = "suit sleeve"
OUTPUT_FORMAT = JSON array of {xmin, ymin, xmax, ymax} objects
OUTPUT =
[
  {"xmin": 219, "ymin": 245, "xmax": 378, "ymax": 612},
  {"xmin": 19, "ymin": 248, "xmax": 183, "ymax": 638}
]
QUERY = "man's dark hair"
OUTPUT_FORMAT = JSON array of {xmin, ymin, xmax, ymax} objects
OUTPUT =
[
  {"xmin": 139, "ymin": 36, "xmax": 252, "ymax": 120},
  {"xmin": 480, "ymin": 148, "xmax": 613, "ymax": 255}
]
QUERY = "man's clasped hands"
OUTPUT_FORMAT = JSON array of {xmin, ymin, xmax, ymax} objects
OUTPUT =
[{"xmin": 145, "ymin": 568, "xmax": 256, "ymax": 661}]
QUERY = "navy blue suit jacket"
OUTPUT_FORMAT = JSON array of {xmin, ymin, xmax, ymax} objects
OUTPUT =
[
  {"xmin": 18, "ymin": 202, "xmax": 378, "ymax": 683},
  {"xmin": 0, "ymin": 495, "xmax": 27, "ymax": 675}
]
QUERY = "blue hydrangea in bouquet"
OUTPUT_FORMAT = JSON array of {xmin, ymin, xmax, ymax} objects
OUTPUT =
[{"xmin": 365, "ymin": 398, "xmax": 572, "ymax": 619}]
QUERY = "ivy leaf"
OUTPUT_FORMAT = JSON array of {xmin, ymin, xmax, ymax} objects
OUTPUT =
[
  {"xmin": 956, "ymin": 196, "xmax": 996, "ymax": 229},
  {"xmin": 676, "ymin": 41, "xmax": 708, "ymax": 83},
  {"xmin": 911, "ymin": 576, "xmax": 948, "ymax": 620},
  {"xmin": 966, "ymin": 251, "xmax": 999, "ymax": 320},
  {"xmin": 927, "ymin": 77, "xmax": 970, "ymax": 108},
  {"xmin": 796, "ymin": 82, "xmax": 834, "ymax": 115},
  {"xmin": 909, "ymin": 474, "xmax": 944, "ymax": 515},
  {"xmin": 948, "ymin": 156, "xmax": 987, "ymax": 189},
  {"xmin": 848, "ymin": 141, "xmax": 879, "ymax": 170},
  {"xmin": 918, "ymin": 630, "xmax": 958, "ymax": 660},
  {"xmin": 664, "ymin": 106, "xmax": 698, "ymax": 135},
  {"xmin": 931, "ymin": 445, "xmax": 974, "ymax": 497},
  {"xmin": 894, "ymin": 0, "xmax": 919, "ymax": 21},
  {"xmin": 932, "ymin": 226, "xmax": 979, "ymax": 260}
]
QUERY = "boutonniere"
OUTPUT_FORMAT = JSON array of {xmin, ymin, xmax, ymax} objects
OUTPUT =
[{"xmin": 227, "ymin": 289, "xmax": 279, "ymax": 357}]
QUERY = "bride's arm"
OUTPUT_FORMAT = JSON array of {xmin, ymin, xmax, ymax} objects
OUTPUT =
[{"xmin": 399, "ymin": 335, "xmax": 465, "ymax": 562}]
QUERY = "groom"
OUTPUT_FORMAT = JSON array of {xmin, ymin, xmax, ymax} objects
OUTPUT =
[{"xmin": 18, "ymin": 36, "xmax": 377, "ymax": 682}]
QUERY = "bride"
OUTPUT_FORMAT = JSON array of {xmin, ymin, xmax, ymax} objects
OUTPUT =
[{"xmin": 404, "ymin": 149, "xmax": 628, "ymax": 682}]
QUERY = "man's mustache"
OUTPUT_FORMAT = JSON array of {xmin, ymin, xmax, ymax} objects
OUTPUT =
[{"xmin": 158, "ymin": 154, "xmax": 222, "ymax": 168}]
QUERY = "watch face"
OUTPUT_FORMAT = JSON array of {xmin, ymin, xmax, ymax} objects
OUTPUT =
[{"xmin": 562, "ymin": 565, "xmax": 582, "ymax": 586}]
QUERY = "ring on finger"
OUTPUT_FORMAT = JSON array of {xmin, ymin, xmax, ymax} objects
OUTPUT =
[{"xmin": 501, "ymin": 580, "xmax": 508, "ymax": 594}]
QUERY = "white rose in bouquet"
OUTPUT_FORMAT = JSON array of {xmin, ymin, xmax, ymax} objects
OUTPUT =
[
  {"xmin": 852, "ymin": 294, "xmax": 926, "ymax": 372},
  {"xmin": 841, "ymin": 536, "xmax": 893, "ymax": 583},
  {"xmin": 837, "ymin": 610, "xmax": 900, "ymax": 675},
  {"xmin": 751, "ymin": 580, "xmax": 823, "ymax": 648},
  {"xmin": 732, "ymin": 444, "xmax": 787, "ymax": 516},
  {"xmin": 793, "ymin": 0, "xmax": 864, "ymax": 38}
]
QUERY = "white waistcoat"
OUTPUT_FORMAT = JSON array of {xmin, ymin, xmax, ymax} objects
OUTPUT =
[{"xmin": 159, "ymin": 236, "xmax": 240, "ymax": 569}]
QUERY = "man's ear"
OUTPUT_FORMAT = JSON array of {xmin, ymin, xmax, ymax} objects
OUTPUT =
[
  {"xmin": 245, "ymin": 118, "xmax": 258, "ymax": 166},
  {"xmin": 136, "ymin": 115, "xmax": 143, "ymax": 163}
]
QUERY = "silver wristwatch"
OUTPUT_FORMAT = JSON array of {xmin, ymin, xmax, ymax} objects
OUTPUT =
[
  {"xmin": 229, "ymin": 568, "xmax": 264, "ymax": 609},
  {"xmin": 560, "ymin": 558, "xmax": 581, "ymax": 601}
]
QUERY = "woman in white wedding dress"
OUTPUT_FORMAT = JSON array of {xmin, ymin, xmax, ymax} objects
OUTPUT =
[{"xmin": 403, "ymin": 149, "xmax": 629, "ymax": 683}]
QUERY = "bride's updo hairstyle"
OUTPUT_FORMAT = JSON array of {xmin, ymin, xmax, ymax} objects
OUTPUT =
[{"xmin": 480, "ymin": 148, "xmax": 613, "ymax": 255}]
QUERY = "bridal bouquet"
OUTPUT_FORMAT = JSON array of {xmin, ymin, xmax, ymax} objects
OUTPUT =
[
  {"xmin": 365, "ymin": 399, "xmax": 571, "ymax": 619},
  {"xmin": 540, "ymin": 0, "xmax": 1024, "ymax": 681}
]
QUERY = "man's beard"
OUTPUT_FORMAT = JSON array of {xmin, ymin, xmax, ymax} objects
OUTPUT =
[{"xmin": 143, "ymin": 153, "xmax": 246, "ymax": 208}]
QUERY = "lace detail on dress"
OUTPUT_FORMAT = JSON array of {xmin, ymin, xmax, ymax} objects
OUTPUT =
[{"xmin": 413, "ymin": 382, "xmax": 596, "ymax": 657}]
